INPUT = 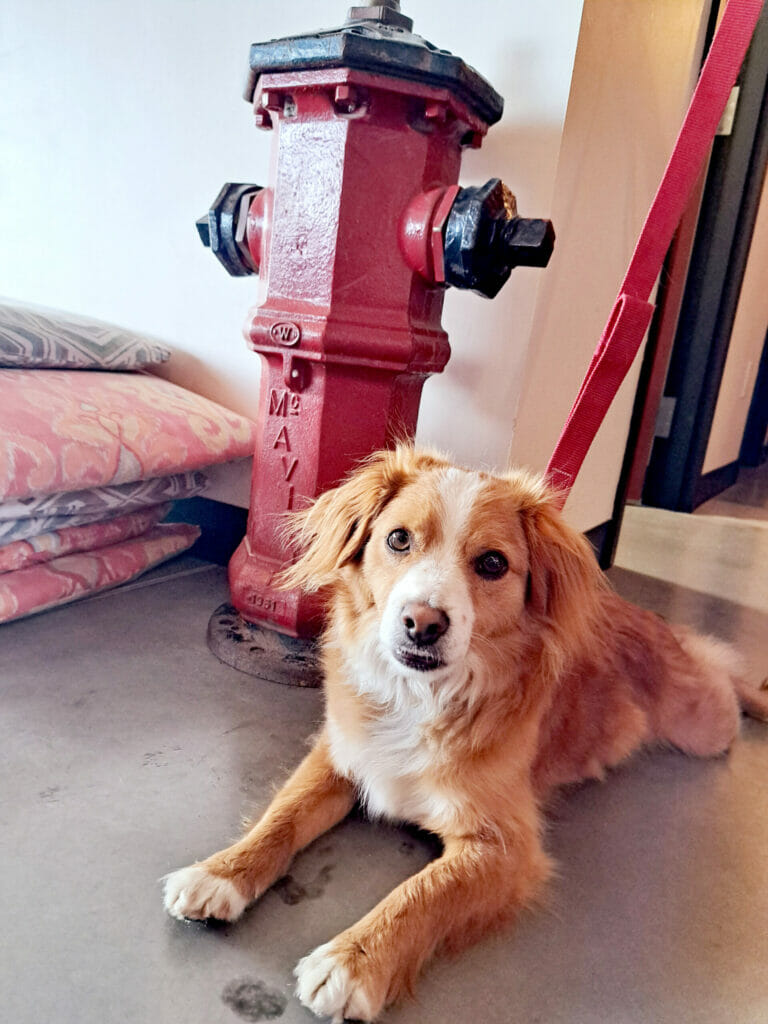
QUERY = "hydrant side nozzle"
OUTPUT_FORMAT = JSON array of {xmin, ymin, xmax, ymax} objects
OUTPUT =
[
  {"xmin": 198, "ymin": 182, "xmax": 263, "ymax": 277},
  {"xmin": 442, "ymin": 178, "xmax": 555, "ymax": 298}
]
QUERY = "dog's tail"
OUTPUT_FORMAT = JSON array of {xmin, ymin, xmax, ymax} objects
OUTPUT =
[
  {"xmin": 673, "ymin": 627, "xmax": 768, "ymax": 723},
  {"xmin": 698, "ymin": 633, "xmax": 768, "ymax": 722},
  {"xmin": 734, "ymin": 676, "xmax": 768, "ymax": 723}
]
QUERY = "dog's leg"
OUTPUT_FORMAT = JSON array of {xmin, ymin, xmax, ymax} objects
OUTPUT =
[
  {"xmin": 295, "ymin": 821, "xmax": 552, "ymax": 1022},
  {"xmin": 163, "ymin": 736, "xmax": 355, "ymax": 922}
]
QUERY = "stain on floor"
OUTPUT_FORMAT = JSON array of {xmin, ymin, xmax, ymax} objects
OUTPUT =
[
  {"xmin": 221, "ymin": 977, "xmax": 287, "ymax": 1021},
  {"xmin": 273, "ymin": 863, "xmax": 334, "ymax": 906}
]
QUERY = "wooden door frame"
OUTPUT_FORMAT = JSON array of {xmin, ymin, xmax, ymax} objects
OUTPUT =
[{"xmin": 638, "ymin": 8, "xmax": 768, "ymax": 512}]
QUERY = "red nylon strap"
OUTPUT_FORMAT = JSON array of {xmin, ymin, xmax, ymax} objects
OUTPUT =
[{"xmin": 545, "ymin": 0, "xmax": 764, "ymax": 503}]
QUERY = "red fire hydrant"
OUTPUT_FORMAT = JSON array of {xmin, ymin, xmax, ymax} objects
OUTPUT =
[{"xmin": 199, "ymin": 0, "xmax": 554, "ymax": 644}]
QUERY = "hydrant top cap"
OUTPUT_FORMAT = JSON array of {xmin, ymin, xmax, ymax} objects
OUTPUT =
[{"xmin": 244, "ymin": 8, "xmax": 503, "ymax": 127}]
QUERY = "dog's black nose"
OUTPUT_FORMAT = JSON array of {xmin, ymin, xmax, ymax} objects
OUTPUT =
[{"xmin": 401, "ymin": 603, "xmax": 449, "ymax": 646}]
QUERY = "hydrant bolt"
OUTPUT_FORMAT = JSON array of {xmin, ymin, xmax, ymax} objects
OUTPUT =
[
  {"xmin": 345, "ymin": 2, "xmax": 414, "ymax": 31},
  {"xmin": 501, "ymin": 217, "xmax": 557, "ymax": 270}
]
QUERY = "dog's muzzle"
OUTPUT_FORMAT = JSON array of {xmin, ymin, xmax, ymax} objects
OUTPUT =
[{"xmin": 394, "ymin": 602, "xmax": 450, "ymax": 672}]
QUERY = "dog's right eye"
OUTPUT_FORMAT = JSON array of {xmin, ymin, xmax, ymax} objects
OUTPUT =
[
  {"xmin": 475, "ymin": 550, "xmax": 509, "ymax": 580},
  {"xmin": 387, "ymin": 529, "xmax": 411, "ymax": 553}
]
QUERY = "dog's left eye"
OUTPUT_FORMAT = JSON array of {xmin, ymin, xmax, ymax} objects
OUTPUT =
[
  {"xmin": 475, "ymin": 550, "xmax": 508, "ymax": 580},
  {"xmin": 387, "ymin": 528, "xmax": 411, "ymax": 553}
]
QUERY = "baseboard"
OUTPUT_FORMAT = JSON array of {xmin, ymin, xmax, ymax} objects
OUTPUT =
[
  {"xmin": 692, "ymin": 460, "xmax": 739, "ymax": 508},
  {"xmin": 584, "ymin": 520, "xmax": 612, "ymax": 569},
  {"xmin": 166, "ymin": 497, "xmax": 248, "ymax": 566},
  {"xmin": 742, "ymin": 443, "xmax": 768, "ymax": 467}
]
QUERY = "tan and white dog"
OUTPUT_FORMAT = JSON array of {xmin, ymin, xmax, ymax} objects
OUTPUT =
[{"xmin": 164, "ymin": 446, "xmax": 767, "ymax": 1022}]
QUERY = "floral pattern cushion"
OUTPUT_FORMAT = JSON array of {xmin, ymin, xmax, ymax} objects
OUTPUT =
[
  {"xmin": 0, "ymin": 370, "xmax": 257, "ymax": 502},
  {"xmin": 0, "ymin": 505, "xmax": 171, "ymax": 574},
  {"xmin": 0, "ymin": 299, "xmax": 170, "ymax": 369},
  {"xmin": 0, "ymin": 523, "xmax": 200, "ymax": 624}
]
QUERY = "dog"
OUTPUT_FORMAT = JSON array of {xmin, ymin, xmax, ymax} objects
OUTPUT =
[{"xmin": 163, "ymin": 445, "xmax": 768, "ymax": 1022}]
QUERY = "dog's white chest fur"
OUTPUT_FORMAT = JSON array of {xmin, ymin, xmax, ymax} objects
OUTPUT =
[{"xmin": 327, "ymin": 672, "xmax": 461, "ymax": 831}]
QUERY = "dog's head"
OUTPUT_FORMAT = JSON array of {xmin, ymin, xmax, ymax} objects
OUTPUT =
[{"xmin": 279, "ymin": 446, "xmax": 605, "ymax": 685}]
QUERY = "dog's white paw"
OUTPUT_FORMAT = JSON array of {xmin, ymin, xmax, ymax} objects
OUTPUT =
[
  {"xmin": 163, "ymin": 863, "xmax": 248, "ymax": 922},
  {"xmin": 294, "ymin": 940, "xmax": 382, "ymax": 1023}
]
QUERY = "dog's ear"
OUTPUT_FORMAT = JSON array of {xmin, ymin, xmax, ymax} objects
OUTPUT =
[
  {"xmin": 519, "ymin": 490, "xmax": 607, "ymax": 673},
  {"xmin": 277, "ymin": 445, "xmax": 446, "ymax": 593}
]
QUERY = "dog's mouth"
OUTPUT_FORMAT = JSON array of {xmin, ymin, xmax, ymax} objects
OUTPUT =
[{"xmin": 392, "ymin": 646, "xmax": 445, "ymax": 673}]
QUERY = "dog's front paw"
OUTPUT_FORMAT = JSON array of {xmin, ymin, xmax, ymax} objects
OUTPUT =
[
  {"xmin": 163, "ymin": 863, "xmax": 249, "ymax": 922},
  {"xmin": 294, "ymin": 939, "xmax": 385, "ymax": 1023}
]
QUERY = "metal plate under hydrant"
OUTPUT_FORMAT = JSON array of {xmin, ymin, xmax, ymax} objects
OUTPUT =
[{"xmin": 207, "ymin": 604, "xmax": 322, "ymax": 687}]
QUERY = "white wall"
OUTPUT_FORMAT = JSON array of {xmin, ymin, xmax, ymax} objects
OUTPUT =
[{"xmin": 0, "ymin": 0, "xmax": 583, "ymax": 505}]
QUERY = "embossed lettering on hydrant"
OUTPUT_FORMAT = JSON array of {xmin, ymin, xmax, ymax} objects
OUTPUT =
[
  {"xmin": 273, "ymin": 426, "xmax": 290, "ymax": 451},
  {"xmin": 270, "ymin": 425, "xmax": 298, "ymax": 509},
  {"xmin": 268, "ymin": 394, "xmax": 301, "ymax": 510},
  {"xmin": 268, "ymin": 389, "xmax": 301, "ymax": 417},
  {"xmin": 270, "ymin": 321, "xmax": 301, "ymax": 346}
]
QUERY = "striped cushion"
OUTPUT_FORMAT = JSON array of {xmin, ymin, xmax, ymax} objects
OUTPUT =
[{"xmin": 0, "ymin": 472, "xmax": 207, "ymax": 545}]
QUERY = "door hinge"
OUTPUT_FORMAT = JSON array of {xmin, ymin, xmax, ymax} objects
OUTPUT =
[
  {"xmin": 716, "ymin": 86, "xmax": 740, "ymax": 136},
  {"xmin": 654, "ymin": 396, "xmax": 677, "ymax": 439}
]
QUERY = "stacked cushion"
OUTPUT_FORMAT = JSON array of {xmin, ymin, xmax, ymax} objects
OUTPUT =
[
  {"xmin": 0, "ymin": 369, "xmax": 256, "ymax": 502},
  {"xmin": 0, "ymin": 305, "xmax": 257, "ymax": 624}
]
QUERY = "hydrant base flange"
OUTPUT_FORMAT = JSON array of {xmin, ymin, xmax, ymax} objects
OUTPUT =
[{"xmin": 207, "ymin": 604, "xmax": 322, "ymax": 687}]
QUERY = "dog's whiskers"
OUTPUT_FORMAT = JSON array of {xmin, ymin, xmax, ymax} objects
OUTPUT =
[{"xmin": 470, "ymin": 631, "xmax": 506, "ymax": 659}]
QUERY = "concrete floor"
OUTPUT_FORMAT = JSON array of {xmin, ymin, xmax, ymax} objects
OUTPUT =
[{"xmin": 2, "ymin": 470, "xmax": 768, "ymax": 1024}]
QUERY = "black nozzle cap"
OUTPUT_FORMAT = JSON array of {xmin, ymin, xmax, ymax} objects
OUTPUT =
[
  {"xmin": 501, "ymin": 217, "xmax": 556, "ymax": 268},
  {"xmin": 443, "ymin": 179, "xmax": 555, "ymax": 298},
  {"xmin": 197, "ymin": 182, "xmax": 262, "ymax": 277},
  {"xmin": 196, "ymin": 215, "xmax": 211, "ymax": 248}
]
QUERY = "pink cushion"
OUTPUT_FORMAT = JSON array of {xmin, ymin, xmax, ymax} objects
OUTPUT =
[
  {"xmin": 0, "ymin": 369, "xmax": 257, "ymax": 501},
  {"xmin": 0, "ymin": 523, "xmax": 200, "ymax": 623},
  {"xmin": 0, "ymin": 505, "xmax": 170, "ymax": 574}
]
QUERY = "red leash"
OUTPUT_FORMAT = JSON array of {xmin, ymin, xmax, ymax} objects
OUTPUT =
[{"xmin": 545, "ymin": 0, "xmax": 765, "ymax": 504}]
